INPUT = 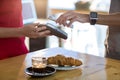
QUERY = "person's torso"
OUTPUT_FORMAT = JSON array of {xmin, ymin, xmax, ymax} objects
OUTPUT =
[
  {"xmin": 0, "ymin": 0, "xmax": 28, "ymax": 60},
  {"xmin": 106, "ymin": 0, "xmax": 120, "ymax": 59}
]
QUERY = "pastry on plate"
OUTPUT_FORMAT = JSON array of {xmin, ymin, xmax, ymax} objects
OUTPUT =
[{"xmin": 47, "ymin": 54, "xmax": 82, "ymax": 66}]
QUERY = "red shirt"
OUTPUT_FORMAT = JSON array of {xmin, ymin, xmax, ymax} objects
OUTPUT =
[{"xmin": 0, "ymin": 0, "xmax": 28, "ymax": 60}]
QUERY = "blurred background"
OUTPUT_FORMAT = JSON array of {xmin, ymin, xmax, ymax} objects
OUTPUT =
[{"xmin": 22, "ymin": 0, "xmax": 111, "ymax": 57}]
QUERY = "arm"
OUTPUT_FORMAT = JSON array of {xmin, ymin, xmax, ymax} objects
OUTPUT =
[
  {"xmin": 0, "ymin": 23, "xmax": 51, "ymax": 38},
  {"xmin": 56, "ymin": 11, "xmax": 120, "ymax": 27},
  {"xmin": 0, "ymin": 27, "xmax": 23, "ymax": 38},
  {"xmin": 97, "ymin": 12, "xmax": 120, "ymax": 26}
]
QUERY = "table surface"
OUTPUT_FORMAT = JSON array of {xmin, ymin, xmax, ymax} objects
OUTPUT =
[{"xmin": 0, "ymin": 47, "xmax": 120, "ymax": 80}]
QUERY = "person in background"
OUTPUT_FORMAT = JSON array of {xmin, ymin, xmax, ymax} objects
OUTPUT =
[
  {"xmin": 56, "ymin": 0, "xmax": 120, "ymax": 60},
  {"xmin": 0, "ymin": 0, "xmax": 51, "ymax": 60}
]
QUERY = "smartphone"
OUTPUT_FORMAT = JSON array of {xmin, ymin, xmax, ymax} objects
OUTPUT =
[{"xmin": 38, "ymin": 23, "xmax": 68, "ymax": 39}]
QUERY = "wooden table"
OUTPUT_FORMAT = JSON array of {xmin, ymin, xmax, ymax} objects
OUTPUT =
[{"xmin": 0, "ymin": 47, "xmax": 120, "ymax": 80}]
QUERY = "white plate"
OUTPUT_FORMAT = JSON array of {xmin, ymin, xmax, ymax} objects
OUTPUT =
[{"xmin": 51, "ymin": 65, "xmax": 81, "ymax": 70}]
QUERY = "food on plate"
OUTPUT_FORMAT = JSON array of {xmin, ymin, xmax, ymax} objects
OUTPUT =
[{"xmin": 47, "ymin": 54, "xmax": 82, "ymax": 66}]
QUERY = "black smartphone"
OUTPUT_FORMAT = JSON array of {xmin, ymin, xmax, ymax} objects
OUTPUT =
[{"xmin": 38, "ymin": 23, "xmax": 68, "ymax": 39}]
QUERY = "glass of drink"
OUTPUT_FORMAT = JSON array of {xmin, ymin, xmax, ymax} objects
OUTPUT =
[{"xmin": 32, "ymin": 57, "xmax": 47, "ymax": 72}]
